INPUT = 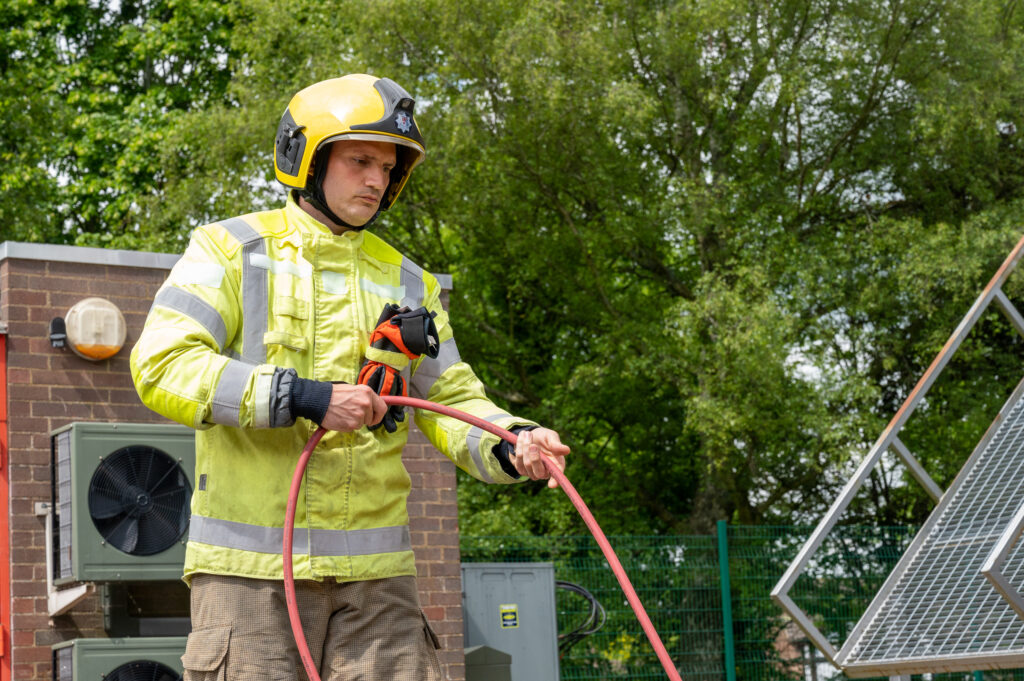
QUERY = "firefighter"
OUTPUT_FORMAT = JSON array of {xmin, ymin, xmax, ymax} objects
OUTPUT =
[{"xmin": 131, "ymin": 74, "xmax": 569, "ymax": 680}]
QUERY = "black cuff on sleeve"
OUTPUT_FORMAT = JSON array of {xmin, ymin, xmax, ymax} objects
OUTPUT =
[
  {"xmin": 289, "ymin": 376, "xmax": 333, "ymax": 425},
  {"xmin": 491, "ymin": 425, "xmax": 538, "ymax": 479}
]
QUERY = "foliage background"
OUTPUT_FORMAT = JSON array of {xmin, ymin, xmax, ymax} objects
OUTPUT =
[{"xmin": 5, "ymin": 0, "xmax": 1024, "ymax": 537}]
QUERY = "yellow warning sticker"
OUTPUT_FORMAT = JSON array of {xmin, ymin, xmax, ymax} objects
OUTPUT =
[{"xmin": 500, "ymin": 603, "xmax": 519, "ymax": 629}]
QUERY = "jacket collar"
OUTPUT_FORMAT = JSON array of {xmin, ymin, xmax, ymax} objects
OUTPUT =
[{"xmin": 284, "ymin": 192, "xmax": 365, "ymax": 248}]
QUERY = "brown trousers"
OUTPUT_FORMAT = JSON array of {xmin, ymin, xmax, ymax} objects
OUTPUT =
[{"xmin": 181, "ymin": 574, "xmax": 444, "ymax": 681}]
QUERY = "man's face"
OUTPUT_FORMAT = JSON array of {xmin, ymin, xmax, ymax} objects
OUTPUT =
[{"xmin": 321, "ymin": 139, "xmax": 397, "ymax": 231}]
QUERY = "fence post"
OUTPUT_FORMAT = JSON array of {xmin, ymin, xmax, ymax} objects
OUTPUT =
[{"xmin": 718, "ymin": 520, "xmax": 737, "ymax": 681}]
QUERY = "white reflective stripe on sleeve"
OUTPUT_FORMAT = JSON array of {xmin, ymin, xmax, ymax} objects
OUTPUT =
[
  {"xmin": 152, "ymin": 286, "xmax": 229, "ymax": 351},
  {"xmin": 360, "ymin": 278, "xmax": 406, "ymax": 301},
  {"xmin": 410, "ymin": 338, "xmax": 461, "ymax": 399},
  {"xmin": 322, "ymin": 271, "xmax": 347, "ymax": 295},
  {"xmin": 219, "ymin": 217, "xmax": 268, "ymax": 363},
  {"xmin": 250, "ymin": 252, "xmax": 313, "ymax": 278},
  {"xmin": 188, "ymin": 514, "xmax": 412, "ymax": 556},
  {"xmin": 465, "ymin": 413, "xmax": 512, "ymax": 484},
  {"xmin": 252, "ymin": 371, "xmax": 274, "ymax": 428},
  {"xmin": 210, "ymin": 359, "xmax": 256, "ymax": 426},
  {"xmin": 400, "ymin": 258, "xmax": 425, "ymax": 308},
  {"xmin": 170, "ymin": 261, "xmax": 226, "ymax": 288}
]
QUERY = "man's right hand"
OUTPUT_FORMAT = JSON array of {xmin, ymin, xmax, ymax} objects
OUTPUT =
[{"xmin": 320, "ymin": 383, "xmax": 389, "ymax": 432}]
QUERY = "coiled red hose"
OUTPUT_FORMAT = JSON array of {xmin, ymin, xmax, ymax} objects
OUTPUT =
[{"xmin": 283, "ymin": 395, "xmax": 682, "ymax": 681}]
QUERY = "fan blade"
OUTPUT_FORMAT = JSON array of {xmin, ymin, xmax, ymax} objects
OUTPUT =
[
  {"xmin": 144, "ymin": 461, "xmax": 180, "ymax": 496},
  {"xmin": 91, "ymin": 460, "xmax": 134, "ymax": 494},
  {"xmin": 106, "ymin": 516, "xmax": 139, "ymax": 554},
  {"xmin": 88, "ymin": 486, "xmax": 130, "ymax": 520}
]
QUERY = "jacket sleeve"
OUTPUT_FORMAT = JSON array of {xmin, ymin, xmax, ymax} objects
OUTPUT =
[
  {"xmin": 410, "ymin": 278, "xmax": 537, "ymax": 484},
  {"xmin": 130, "ymin": 225, "xmax": 294, "ymax": 431}
]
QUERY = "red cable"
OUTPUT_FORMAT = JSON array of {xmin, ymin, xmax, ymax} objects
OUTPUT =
[{"xmin": 283, "ymin": 396, "xmax": 681, "ymax": 681}]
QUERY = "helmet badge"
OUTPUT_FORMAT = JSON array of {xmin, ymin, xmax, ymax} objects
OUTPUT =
[{"xmin": 395, "ymin": 111, "xmax": 412, "ymax": 133}]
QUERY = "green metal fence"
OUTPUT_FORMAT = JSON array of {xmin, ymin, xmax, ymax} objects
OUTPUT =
[{"xmin": 461, "ymin": 525, "xmax": 1024, "ymax": 681}]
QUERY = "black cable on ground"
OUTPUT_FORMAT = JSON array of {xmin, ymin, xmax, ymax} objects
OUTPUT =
[{"xmin": 556, "ymin": 579, "xmax": 607, "ymax": 656}]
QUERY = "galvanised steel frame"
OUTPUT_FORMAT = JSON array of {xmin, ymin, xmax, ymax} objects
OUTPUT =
[{"xmin": 771, "ymin": 233, "xmax": 1024, "ymax": 675}]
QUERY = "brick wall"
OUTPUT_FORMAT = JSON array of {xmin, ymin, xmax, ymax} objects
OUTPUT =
[{"xmin": 0, "ymin": 246, "xmax": 464, "ymax": 680}]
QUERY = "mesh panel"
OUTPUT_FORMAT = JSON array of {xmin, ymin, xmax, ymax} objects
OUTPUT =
[
  {"xmin": 55, "ymin": 430, "xmax": 73, "ymax": 580},
  {"xmin": 54, "ymin": 645, "xmax": 72, "ymax": 681},
  {"xmin": 846, "ymin": 390, "xmax": 1024, "ymax": 665}
]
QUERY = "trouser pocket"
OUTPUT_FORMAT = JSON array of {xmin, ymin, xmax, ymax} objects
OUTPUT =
[{"xmin": 182, "ymin": 625, "xmax": 231, "ymax": 681}]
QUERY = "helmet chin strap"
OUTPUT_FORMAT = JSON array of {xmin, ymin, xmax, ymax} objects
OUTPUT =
[{"xmin": 300, "ymin": 144, "xmax": 382, "ymax": 231}]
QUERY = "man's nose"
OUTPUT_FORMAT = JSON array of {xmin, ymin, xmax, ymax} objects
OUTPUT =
[{"xmin": 366, "ymin": 164, "xmax": 389, "ymax": 190}]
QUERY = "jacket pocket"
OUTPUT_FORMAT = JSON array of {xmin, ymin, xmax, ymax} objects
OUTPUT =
[
  {"xmin": 264, "ymin": 330, "xmax": 309, "ymax": 352},
  {"xmin": 181, "ymin": 625, "xmax": 231, "ymax": 681}
]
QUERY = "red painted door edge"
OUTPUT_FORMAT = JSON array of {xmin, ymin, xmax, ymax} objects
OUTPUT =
[{"xmin": 0, "ymin": 331, "xmax": 11, "ymax": 680}]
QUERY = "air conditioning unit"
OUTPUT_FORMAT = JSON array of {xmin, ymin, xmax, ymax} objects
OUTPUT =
[
  {"xmin": 52, "ymin": 637, "xmax": 186, "ymax": 681},
  {"xmin": 50, "ymin": 422, "xmax": 195, "ymax": 584}
]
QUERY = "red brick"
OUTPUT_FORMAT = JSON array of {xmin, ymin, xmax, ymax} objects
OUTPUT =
[
  {"xmin": 404, "ymin": 459, "xmax": 441, "ymax": 473},
  {"xmin": 10, "ymin": 290, "xmax": 48, "ymax": 306},
  {"xmin": 11, "ymin": 481, "xmax": 51, "ymax": 499},
  {"xmin": 16, "ymin": 644, "xmax": 51, "ymax": 662},
  {"xmin": 430, "ymin": 590, "xmax": 462, "ymax": 607},
  {"xmin": 12, "ymin": 580, "xmax": 43, "ymax": 597},
  {"xmin": 11, "ymin": 564, "xmax": 35, "ymax": 581},
  {"xmin": 7, "ymin": 305, "xmax": 29, "ymax": 321},
  {"xmin": 410, "ymin": 517, "xmax": 441, "ymax": 532},
  {"xmin": 416, "ymin": 547, "xmax": 442, "ymax": 562},
  {"xmin": 47, "ymin": 261, "xmax": 106, "ymax": 278},
  {"xmin": 9, "ymin": 385, "xmax": 48, "ymax": 401},
  {"xmin": 11, "ymin": 664, "xmax": 33, "ymax": 680},
  {"xmin": 8, "ymin": 367, "xmax": 32, "ymax": 384},
  {"xmin": 12, "ymin": 598, "xmax": 35, "ymax": 614},
  {"xmin": 108, "ymin": 388, "xmax": 143, "ymax": 405},
  {"xmin": 49, "ymin": 386, "xmax": 110, "ymax": 403},
  {"xmin": 32, "ymin": 400, "xmax": 95, "ymax": 419},
  {"xmin": 423, "ymin": 605, "xmax": 445, "ymax": 621},
  {"xmin": 426, "ymin": 503, "xmax": 457, "ymax": 518}
]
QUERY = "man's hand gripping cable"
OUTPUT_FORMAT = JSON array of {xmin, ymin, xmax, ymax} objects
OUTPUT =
[{"xmin": 283, "ymin": 395, "xmax": 683, "ymax": 681}]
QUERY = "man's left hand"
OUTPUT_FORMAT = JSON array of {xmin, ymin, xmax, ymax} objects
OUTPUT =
[{"xmin": 511, "ymin": 428, "xmax": 570, "ymax": 489}]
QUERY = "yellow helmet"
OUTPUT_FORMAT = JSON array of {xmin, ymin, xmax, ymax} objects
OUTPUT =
[{"xmin": 274, "ymin": 74, "xmax": 425, "ymax": 223}]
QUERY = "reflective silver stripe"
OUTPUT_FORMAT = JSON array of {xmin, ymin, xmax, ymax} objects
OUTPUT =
[
  {"xmin": 218, "ymin": 216, "xmax": 262, "ymax": 245},
  {"xmin": 153, "ymin": 286, "xmax": 228, "ymax": 351},
  {"xmin": 400, "ymin": 258, "xmax": 425, "ymax": 308},
  {"xmin": 188, "ymin": 514, "xmax": 412, "ymax": 556},
  {"xmin": 322, "ymin": 271, "xmax": 347, "ymax": 295},
  {"xmin": 410, "ymin": 338, "xmax": 461, "ymax": 399},
  {"xmin": 219, "ymin": 217, "xmax": 268, "ymax": 363},
  {"xmin": 250, "ymin": 252, "xmax": 312, "ymax": 278},
  {"xmin": 360, "ymin": 278, "xmax": 405, "ymax": 301},
  {"xmin": 466, "ymin": 413, "xmax": 511, "ymax": 484},
  {"xmin": 252, "ymin": 371, "xmax": 274, "ymax": 429},
  {"xmin": 170, "ymin": 261, "xmax": 225, "ymax": 288},
  {"xmin": 211, "ymin": 359, "xmax": 256, "ymax": 426}
]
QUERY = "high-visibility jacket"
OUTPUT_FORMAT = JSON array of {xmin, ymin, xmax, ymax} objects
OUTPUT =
[{"xmin": 130, "ymin": 194, "xmax": 533, "ymax": 583}]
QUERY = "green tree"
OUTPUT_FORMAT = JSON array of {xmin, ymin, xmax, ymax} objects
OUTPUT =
[
  {"xmin": 5, "ymin": 0, "xmax": 1024, "ymax": 536},
  {"xmin": 352, "ymin": 0, "xmax": 1024, "ymax": 533},
  {"xmin": 1, "ymin": 0, "xmax": 239, "ymax": 247}
]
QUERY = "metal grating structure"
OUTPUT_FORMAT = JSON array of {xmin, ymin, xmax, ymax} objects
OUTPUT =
[
  {"xmin": 54, "ymin": 429, "xmax": 74, "ymax": 581},
  {"xmin": 772, "ymin": 233, "xmax": 1024, "ymax": 677},
  {"xmin": 841, "ymin": 377, "xmax": 1024, "ymax": 674}
]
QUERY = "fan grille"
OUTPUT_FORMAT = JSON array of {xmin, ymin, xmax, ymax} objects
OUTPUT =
[
  {"xmin": 106, "ymin": 660, "xmax": 182, "ymax": 681},
  {"xmin": 88, "ymin": 445, "xmax": 192, "ymax": 556}
]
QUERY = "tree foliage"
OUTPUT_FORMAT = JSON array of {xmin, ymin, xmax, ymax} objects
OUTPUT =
[{"xmin": 5, "ymin": 0, "xmax": 1024, "ymax": 535}]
